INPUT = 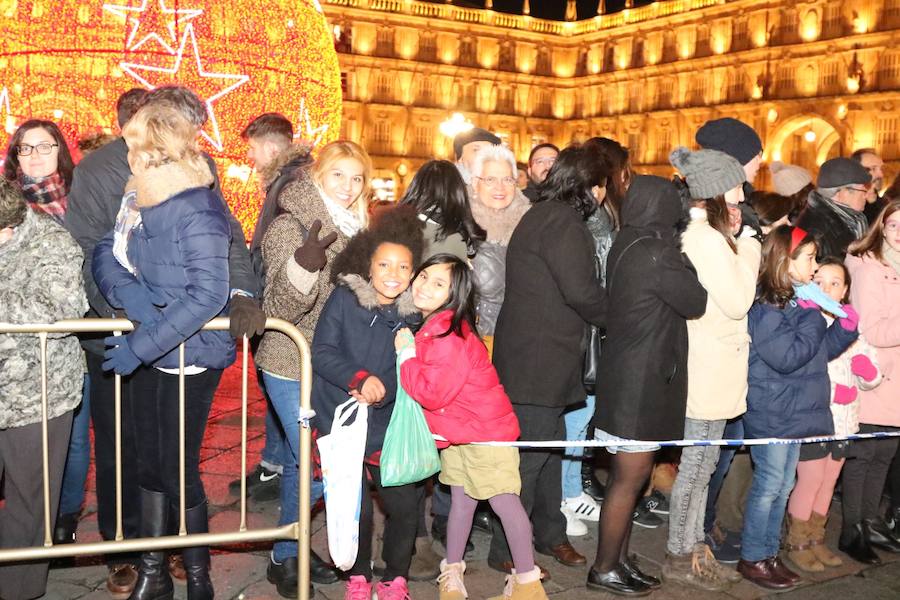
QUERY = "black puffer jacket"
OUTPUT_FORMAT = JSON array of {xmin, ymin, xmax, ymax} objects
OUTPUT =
[
  {"xmin": 592, "ymin": 176, "xmax": 708, "ymax": 441},
  {"xmin": 795, "ymin": 190, "xmax": 867, "ymax": 260}
]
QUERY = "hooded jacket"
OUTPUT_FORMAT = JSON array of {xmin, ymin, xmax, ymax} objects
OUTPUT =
[
  {"xmin": 311, "ymin": 275, "xmax": 421, "ymax": 457},
  {"xmin": 681, "ymin": 209, "xmax": 761, "ymax": 420},
  {"xmin": 250, "ymin": 143, "xmax": 313, "ymax": 291},
  {"xmin": 65, "ymin": 137, "xmax": 256, "ymax": 355},
  {"xmin": 493, "ymin": 198, "xmax": 607, "ymax": 408},
  {"xmin": 254, "ymin": 169, "xmax": 351, "ymax": 380},
  {"xmin": 400, "ymin": 310, "xmax": 520, "ymax": 447},
  {"xmin": 92, "ymin": 159, "xmax": 235, "ymax": 370},
  {"xmin": 592, "ymin": 176, "xmax": 708, "ymax": 441},
  {"xmin": 0, "ymin": 211, "xmax": 88, "ymax": 429},
  {"xmin": 846, "ymin": 253, "xmax": 900, "ymax": 427},
  {"xmin": 744, "ymin": 300, "xmax": 858, "ymax": 439}
]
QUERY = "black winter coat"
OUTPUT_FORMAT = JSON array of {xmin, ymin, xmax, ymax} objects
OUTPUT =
[
  {"xmin": 66, "ymin": 138, "xmax": 256, "ymax": 354},
  {"xmin": 592, "ymin": 176, "xmax": 708, "ymax": 441},
  {"xmin": 311, "ymin": 275, "xmax": 421, "ymax": 457},
  {"xmin": 794, "ymin": 191, "xmax": 866, "ymax": 260},
  {"xmin": 493, "ymin": 200, "xmax": 606, "ymax": 408}
]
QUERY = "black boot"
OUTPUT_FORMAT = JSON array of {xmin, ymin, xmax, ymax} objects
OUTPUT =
[
  {"xmin": 885, "ymin": 506, "xmax": 900, "ymax": 543},
  {"xmin": 53, "ymin": 511, "xmax": 79, "ymax": 545},
  {"xmin": 862, "ymin": 518, "xmax": 900, "ymax": 553},
  {"xmin": 838, "ymin": 522, "xmax": 881, "ymax": 565},
  {"xmin": 181, "ymin": 501, "xmax": 214, "ymax": 600},
  {"xmin": 582, "ymin": 458, "xmax": 605, "ymax": 503},
  {"xmin": 129, "ymin": 489, "xmax": 174, "ymax": 600}
]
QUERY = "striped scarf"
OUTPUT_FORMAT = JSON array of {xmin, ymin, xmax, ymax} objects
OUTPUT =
[{"xmin": 18, "ymin": 170, "xmax": 68, "ymax": 225}]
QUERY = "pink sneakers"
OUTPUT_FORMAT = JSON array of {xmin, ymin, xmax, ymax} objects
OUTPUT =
[
  {"xmin": 345, "ymin": 575, "xmax": 373, "ymax": 600},
  {"xmin": 375, "ymin": 576, "xmax": 411, "ymax": 600}
]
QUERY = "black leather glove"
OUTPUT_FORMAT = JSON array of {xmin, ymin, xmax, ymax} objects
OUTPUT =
[
  {"xmin": 293, "ymin": 219, "xmax": 338, "ymax": 272},
  {"xmin": 229, "ymin": 295, "xmax": 267, "ymax": 339}
]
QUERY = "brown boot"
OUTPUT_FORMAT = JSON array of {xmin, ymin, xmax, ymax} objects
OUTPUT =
[
  {"xmin": 438, "ymin": 560, "xmax": 467, "ymax": 600},
  {"xmin": 489, "ymin": 567, "xmax": 548, "ymax": 600},
  {"xmin": 786, "ymin": 515, "xmax": 824, "ymax": 573},
  {"xmin": 662, "ymin": 549, "xmax": 729, "ymax": 592},
  {"xmin": 809, "ymin": 512, "xmax": 843, "ymax": 567}
]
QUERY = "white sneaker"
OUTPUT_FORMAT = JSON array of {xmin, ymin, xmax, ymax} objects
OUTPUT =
[
  {"xmin": 560, "ymin": 503, "xmax": 588, "ymax": 536},
  {"xmin": 563, "ymin": 492, "xmax": 601, "ymax": 522}
]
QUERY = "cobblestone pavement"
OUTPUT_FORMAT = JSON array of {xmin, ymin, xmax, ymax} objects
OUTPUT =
[{"xmin": 43, "ymin": 356, "xmax": 900, "ymax": 599}]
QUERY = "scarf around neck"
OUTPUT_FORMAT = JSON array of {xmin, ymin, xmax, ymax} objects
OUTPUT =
[
  {"xmin": 468, "ymin": 185, "xmax": 530, "ymax": 246},
  {"xmin": 18, "ymin": 169, "xmax": 68, "ymax": 224},
  {"xmin": 317, "ymin": 185, "xmax": 363, "ymax": 238},
  {"xmin": 811, "ymin": 190, "xmax": 867, "ymax": 239}
]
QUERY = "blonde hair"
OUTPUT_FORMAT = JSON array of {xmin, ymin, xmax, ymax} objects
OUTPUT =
[
  {"xmin": 122, "ymin": 101, "xmax": 205, "ymax": 172},
  {"xmin": 311, "ymin": 140, "xmax": 373, "ymax": 224}
]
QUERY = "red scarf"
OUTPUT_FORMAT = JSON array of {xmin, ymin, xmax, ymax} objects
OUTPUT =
[{"xmin": 18, "ymin": 169, "xmax": 68, "ymax": 224}]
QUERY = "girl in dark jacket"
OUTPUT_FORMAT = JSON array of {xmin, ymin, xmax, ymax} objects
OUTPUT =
[
  {"xmin": 589, "ymin": 175, "xmax": 708, "ymax": 597},
  {"xmin": 311, "ymin": 206, "xmax": 424, "ymax": 600},
  {"xmin": 93, "ymin": 102, "xmax": 234, "ymax": 600},
  {"xmin": 736, "ymin": 226, "xmax": 858, "ymax": 590}
]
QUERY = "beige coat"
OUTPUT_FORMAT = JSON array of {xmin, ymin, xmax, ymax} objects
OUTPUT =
[{"xmin": 681, "ymin": 210, "xmax": 761, "ymax": 421}]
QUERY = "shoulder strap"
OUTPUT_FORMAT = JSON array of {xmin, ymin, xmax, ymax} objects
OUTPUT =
[{"xmin": 608, "ymin": 236, "xmax": 653, "ymax": 292}]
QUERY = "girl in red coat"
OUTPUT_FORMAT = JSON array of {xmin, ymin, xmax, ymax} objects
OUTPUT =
[{"xmin": 396, "ymin": 254, "xmax": 546, "ymax": 600}]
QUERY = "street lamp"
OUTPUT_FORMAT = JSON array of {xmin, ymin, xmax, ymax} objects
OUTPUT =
[{"xmin": 439, "ymin": 112, "xmax": 474, "ymax": 138}]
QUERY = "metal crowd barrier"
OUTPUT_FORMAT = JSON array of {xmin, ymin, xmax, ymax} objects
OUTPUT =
[{"xmin": 0, "ymin": 317, "xmax": 313, "ymax": 600}]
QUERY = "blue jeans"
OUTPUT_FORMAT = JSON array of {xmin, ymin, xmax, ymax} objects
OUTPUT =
[
  {"xmin": 261, "ymin": 371, "xmax": 325, "ymax": 561},
  {"xmin": 58, "ymin": 374, "xmax": 91, "ymax": 516},
  {"xmin": 704, "ymin": 417, "xmax": 743, "ymax": 533},
  {"xmin": 257, "ymin": 369, "xmax": 286, "ymax": 474},
  {"xmin": 562, "ymin": 396, "xmax": 595, "ymax": 500},
  {"xmin": 741, "ymin": 443, "xmax": 800, "ymax": 562}
]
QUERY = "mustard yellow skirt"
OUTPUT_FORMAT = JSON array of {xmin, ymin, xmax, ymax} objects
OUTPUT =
[{"xmin": 439, "ymin": 444, "xmax": 521, "ymax": 500}]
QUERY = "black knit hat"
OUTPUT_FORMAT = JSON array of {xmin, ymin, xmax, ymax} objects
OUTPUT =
[
  {"xmin": 453, "ymin": 128, "xmax": 501, "ymax": 159},
  {"xmin": 817, "ymin": 157, "xmax": 872, "ymax": 189},
  {"xmin": 695, "ymin": 118, "xmax": 763, "ymax": 166}
]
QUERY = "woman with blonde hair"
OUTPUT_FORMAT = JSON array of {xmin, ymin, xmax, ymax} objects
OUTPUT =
[
  {"xmin": 93, "ymin": 101, "xmax": 235, "ymax": 600},
  {"xmin": 254, "ymin": 139, "xmax": 374, "ymax": 598}
]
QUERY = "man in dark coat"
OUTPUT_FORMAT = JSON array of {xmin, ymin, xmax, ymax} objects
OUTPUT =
[
  {"xmin": 489, "ymin": 147, "xmax": 607, "ymax": 571},
  {"xmin": 64, "ymin": 86, "xmax": 258, "ymax": 596},
  {"xmin": 522, "ymin": 143, "xmax": 559, "ymax": 202},
  {"xmin": 795, "ymin": 157, "xmax": 871, "ymax": 259},
  {"xmin": 851, "ymin": 148, "xmax": 887, "ymax": 224}
]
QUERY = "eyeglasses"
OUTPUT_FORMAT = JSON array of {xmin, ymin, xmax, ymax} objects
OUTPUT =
[
  {"xmin": 475, "ymin": 176, "xmax": 516, "ymax": 188},
  {"xmin": 16, "ymin": 143, "xmax": 59, "ymax": 156},
  {"xmin": 844, "ymin": 186, "xmax": 868, "ymax": 194}
]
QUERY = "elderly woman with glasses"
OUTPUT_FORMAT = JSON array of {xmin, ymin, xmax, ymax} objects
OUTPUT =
[{"xmin": 3, "ymin": 120, "xmax": 75, "ymax": 224}]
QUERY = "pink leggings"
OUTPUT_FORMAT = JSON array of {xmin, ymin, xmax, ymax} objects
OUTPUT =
[{"xmin": 787, "ymin": 456, "xmax": 845, "ymax": 521}]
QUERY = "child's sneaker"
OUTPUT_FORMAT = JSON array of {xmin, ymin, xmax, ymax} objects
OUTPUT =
[
  {"xmin": 560, "ymin": 502, "xmax": 588, "ymax": 536},
  {"xmin": 345, "ymin": 575, "xmax": 373, "ymax": 600},
  {"xmin": 437, "ymin": 560, "xmax": 467, "ymax": 600},
  {"xmin": 563, "ymin": 492, "xmax": 601, "ymax": 522},
  {"xmin": 375, "ymin": 576, "xmax": 411, "ymax": 600}
]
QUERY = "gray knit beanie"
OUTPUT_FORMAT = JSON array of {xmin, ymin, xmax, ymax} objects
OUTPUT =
[{"xmin": 669, "ymin": 147, "xmax": 746, "ymax": 199}]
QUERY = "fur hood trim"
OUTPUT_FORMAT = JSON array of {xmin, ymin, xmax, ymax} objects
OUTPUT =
[
  {"xmin": 468, "ymin": 185, "xmax": 530, "ymax": 245},
  {"xmin": 258, "ymin": 142, "xmax": 313, "ymax": 187},
  {"xmin": 338, "ymin": 273, "xmax": 419, "ymax": 317},
  {"xmin": 129, "ymin": 159, "xmax": 214, "ymax": 208}
]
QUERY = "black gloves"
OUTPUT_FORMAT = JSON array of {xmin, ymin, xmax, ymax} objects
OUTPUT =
[
  {"xmin": 229, "ymin": 295, "xmax": 267, "ymax": 339},
  {"xmin": 293, "ymin": 219, "xmax": 338, "ymax": 272}
]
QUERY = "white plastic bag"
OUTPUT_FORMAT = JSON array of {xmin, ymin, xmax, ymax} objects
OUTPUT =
[{"xmin": 316, "ymin": 397, "xmax": 368, "ymax": 571}]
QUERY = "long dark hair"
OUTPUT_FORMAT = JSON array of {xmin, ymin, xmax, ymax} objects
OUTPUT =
[
  {"xmin": 815, "ymin": 256, "xmax": 852, "ymax": 304},
  {"xmin": 757, "ymin": 225, "xmax": 818, "ymax": 307},
  {"xmin": 582, "ymin": 137, "xmax": 631, "ymax": 228},
  {"xmin": 399, "ymin": 160, "xmax": 486, "ymax": 252},
  {"xmin": 3, "ymin": 120, "xmax": 75, "ymax": 191},
  {"xmin": 415, "ymin": 253, "xmax": 478, "ymax": 339},
  {"xmin": 849, "ymin": 199, "xmax": 900, "ymax": 262},
  {"xmin": 536, "ymin": 146, "xmax": 611, "ymax": 220},
  {"xmin": 702, "ymin": 194, "xmax": 737, "ymax": 253}
]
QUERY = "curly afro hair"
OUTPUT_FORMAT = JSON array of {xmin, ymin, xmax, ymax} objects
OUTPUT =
[{"xmin": 329, "ymin": 204, "xmax": 425, "ymax": 283}]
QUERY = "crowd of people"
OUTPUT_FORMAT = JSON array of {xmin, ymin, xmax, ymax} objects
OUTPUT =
[{"xmin": 0, "ymin": 85, "xmax": 899, "ymax": 600}]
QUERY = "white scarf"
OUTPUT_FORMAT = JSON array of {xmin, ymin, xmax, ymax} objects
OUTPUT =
[{"xmin": 317, "ymin": 186, "xmax": 362, "ymax": 237}]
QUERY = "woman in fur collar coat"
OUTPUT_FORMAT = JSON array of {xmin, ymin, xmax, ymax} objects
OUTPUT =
[
  {"xmin": 311, "ymin": 206, "xmax": 425, "ymax": 599},
  {"xmin": 92, "ymin": 102, "xmax": 233, "ymax": 600}
]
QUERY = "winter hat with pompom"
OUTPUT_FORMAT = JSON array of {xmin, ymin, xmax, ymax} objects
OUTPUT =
[{"xmin": 669, "ymin": 147, "xmax": 746, "ymax": 200}]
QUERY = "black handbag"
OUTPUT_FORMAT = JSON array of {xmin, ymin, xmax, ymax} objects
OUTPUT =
[{"xmin": 582, "ymin": 255, "xmax": 604, "ymax": 394}]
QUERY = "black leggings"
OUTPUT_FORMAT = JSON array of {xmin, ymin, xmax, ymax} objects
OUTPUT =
[
  {"xmin": 352, "ymin": 464, "xmax": 422, "ymax": 581},
  {"xmin": 593, "ymin": 450, "xmax": 657, "ymax": 572}
]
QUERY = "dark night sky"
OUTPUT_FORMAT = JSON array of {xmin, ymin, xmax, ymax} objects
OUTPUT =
[{"xmin": 444, "ymin": 1, "xmax": 641, "ymax": 21}]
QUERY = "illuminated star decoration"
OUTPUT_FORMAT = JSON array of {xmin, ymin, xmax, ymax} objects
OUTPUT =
[
  {"xmin": 120, "ymin": 23, "xmax": 250, "ymax": 152},
  {"xmin": 103, "ymin": 0, "xmax": 203, "ymax": 54},
  {"xmin": 294, "ymin": 97, "xmax": 329, "ymax": 147},
  {"xmin": 0, "ymin": 86, "xmax": 13, "ymax": 134}
]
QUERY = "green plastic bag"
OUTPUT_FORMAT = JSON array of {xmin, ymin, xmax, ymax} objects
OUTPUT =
[{"xmin": 380, "ymin": 363, "xmax": 442, "ymax": 487}]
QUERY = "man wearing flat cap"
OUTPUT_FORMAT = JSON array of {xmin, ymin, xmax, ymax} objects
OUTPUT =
[
  {"xmin": 453, "ymin": 127, "xmax": 501, "ymax": 184},
  {"xmin": 795, "ymin": 157, "xmax": 872, "ymax": 259}
]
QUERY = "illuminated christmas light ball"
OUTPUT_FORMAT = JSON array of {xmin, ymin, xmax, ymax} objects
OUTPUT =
[{"xmin": 0, "ymin": 0, "xmax": 342, "ymax": 237}]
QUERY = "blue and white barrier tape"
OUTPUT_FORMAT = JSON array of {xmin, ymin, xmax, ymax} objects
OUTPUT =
[{"xmin": 462, "ymin": 430, "xmax": 900, "ymax": 449}]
